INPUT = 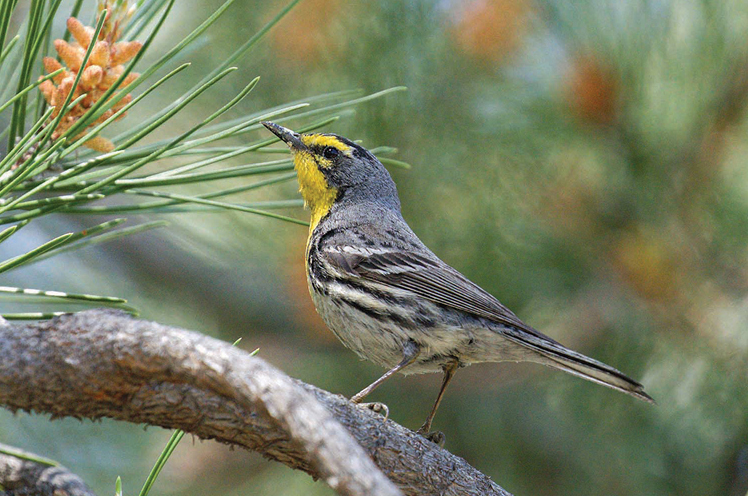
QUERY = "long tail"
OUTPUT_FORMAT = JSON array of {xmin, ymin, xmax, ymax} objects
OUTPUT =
[{"xmin": 503, "ymin": 328, "xmax": 655, "ymax": 404}]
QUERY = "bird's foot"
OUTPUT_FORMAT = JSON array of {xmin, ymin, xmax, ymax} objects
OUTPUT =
[
  {"xmin": 356, "ymin": 402, "xmax": 389, "ymax": 420},
  {"xmin": 416, "ymin": 427, "xmax": 445, "ymax": 446}
]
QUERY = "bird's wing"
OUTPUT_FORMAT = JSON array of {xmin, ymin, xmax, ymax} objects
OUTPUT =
[
  {"xmin": 321, "ymin": 245, "xmax": 559, "ymax": 344},
  {"xmin": 321, "ymin": 242, "xmax": 654, "ymax": 403}
]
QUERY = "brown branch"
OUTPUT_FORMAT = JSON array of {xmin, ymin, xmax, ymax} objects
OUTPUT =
[
  {"xmin": 0, "ymin": 309, "xmax": 510, "ymax": 496},
  {"xmin": 0, "ymin": 443, "xmax": 97, "ymax": 496}
]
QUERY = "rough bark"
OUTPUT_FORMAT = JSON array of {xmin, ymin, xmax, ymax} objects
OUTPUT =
[
  {"xmin": 0, "ymin": 309, "xmax": 510, "ymax": 496},
  {"xmin": 0, "ymin": 443, "xmax": 97, "ymax": 496}
]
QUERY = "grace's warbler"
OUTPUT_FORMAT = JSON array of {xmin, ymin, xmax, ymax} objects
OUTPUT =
[{"xmin": 262, "ymin": 121, "xmax": 653, "ymax": 437}]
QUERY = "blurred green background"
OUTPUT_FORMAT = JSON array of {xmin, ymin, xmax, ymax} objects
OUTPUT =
[{"xmin": 2, "ymin": 0, "xmax": 748, "ymax": 494}]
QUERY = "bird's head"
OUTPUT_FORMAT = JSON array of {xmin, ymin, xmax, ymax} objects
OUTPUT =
[{"xmin": 262, "ymin": 121, "xmax": 399, "ymax": 230}]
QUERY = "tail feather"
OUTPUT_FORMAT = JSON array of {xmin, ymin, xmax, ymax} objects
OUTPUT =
[{"xmin": 503, "ymin": 330, "xmax": 655, "ymax": 404}]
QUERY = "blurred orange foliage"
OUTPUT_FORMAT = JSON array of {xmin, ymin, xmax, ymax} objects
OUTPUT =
[
  {"xmin": 450, "ymin": 0, "xmax": 531, "ymax": 64},
  {"xmin": 271, "ymin": 0, "xmax": 344, "ymax": 66},
  {"xmin": 565, "ymin": 54, "xmax": 618, "ymax": 125}
]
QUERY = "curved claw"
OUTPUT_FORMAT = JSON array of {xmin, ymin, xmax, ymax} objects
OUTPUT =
[
  {"xmin": 357, "ymin": 401, "xmax": 389, "ymax": 421},
  {"xmin": 416, "ymin": 428, "xmax": 446, "ymax": 446}
]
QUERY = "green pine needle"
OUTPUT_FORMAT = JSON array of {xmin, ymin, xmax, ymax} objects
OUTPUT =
[
  {"xmin": 0, "ymin": 445, "xmax": 58, "ymax": 466},
  {"xmin": 0, "ymin": 0, "xmax": 406, "ymax": 321},
  {"xmin": 137, "ymin": 429, "xmax": 185, "ymax": 496}
]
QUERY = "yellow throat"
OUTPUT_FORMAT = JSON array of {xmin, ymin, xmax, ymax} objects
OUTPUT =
[{"xmin": 293, "ymin": 134, "xmax": 351, "ymax": 233}]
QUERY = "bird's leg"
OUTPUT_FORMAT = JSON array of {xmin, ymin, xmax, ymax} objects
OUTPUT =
[
  {"xmin": 351, "ymin": 340, "xmax": 420, "ymax": 404},
  {"xmin": 417, "ymin": 359, "xmax": 459, "ymax": 439}
]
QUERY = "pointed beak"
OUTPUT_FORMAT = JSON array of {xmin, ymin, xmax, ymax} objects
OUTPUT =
[{"xmin": 261, "ymin": 121, "xmax": 306, "ymax": 151}]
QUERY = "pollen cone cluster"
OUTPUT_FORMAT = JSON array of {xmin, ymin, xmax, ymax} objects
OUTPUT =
[{"xmin": 38, "ymin": 16, "xmax": 142, "ymax": 152}]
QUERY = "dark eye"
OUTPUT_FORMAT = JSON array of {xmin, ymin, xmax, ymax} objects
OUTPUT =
[{"xmin": 323, "ymin": 146, "xmax": 339, "ymax": 160}]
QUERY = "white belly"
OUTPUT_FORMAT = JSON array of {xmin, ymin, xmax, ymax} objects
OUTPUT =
[{"xmin": 309, "ymin": 278, "xmax": 535, "ymax": 375}]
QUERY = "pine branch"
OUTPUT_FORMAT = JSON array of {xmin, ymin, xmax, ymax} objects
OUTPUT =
[{"xmin": 0, "ymin": 309, "xmax": 510, "ymax": 496}]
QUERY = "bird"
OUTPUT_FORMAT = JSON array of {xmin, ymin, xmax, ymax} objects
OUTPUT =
[{"xmin": 261, "ymin": 120, "xmax": 653, "ymax": 438}]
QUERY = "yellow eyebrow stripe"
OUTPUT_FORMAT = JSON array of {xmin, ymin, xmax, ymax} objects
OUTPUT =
[{"xmin": 301, "ymin": 134, "xmax": 351, "ymax": 152}]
